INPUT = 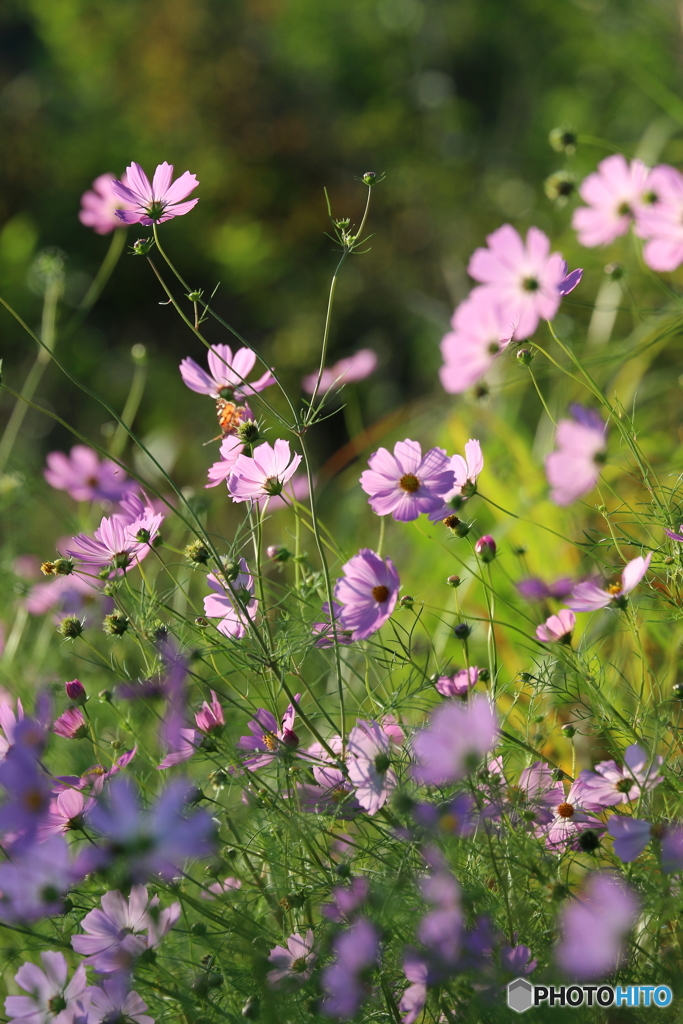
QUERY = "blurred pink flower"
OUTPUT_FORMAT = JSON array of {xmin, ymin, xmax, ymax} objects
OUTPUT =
[
  {"xmin": 334, "ymin": 548, "xmax": 399, "ymax": 641},
  {"xmin": 435, "ymin": 667, "xmax": 479, "ymax": 696},
  {"xmin": 228, "ymin": 440, "xmax": 302, "ymax": 502},
  {"xmin": 545, "ymin": 405, "xmax": 606, "ymax": 506},
  {"xmin": 347, "ymin": 719, "xmax": 397, "ymax": 815},
  {"xmin": 86, "ymin": 976, "xmax": 153, "ymax": 1024},
  {"xmin": 44, "ymin": 445, "xmax": 132, "ymax": 504},
  {"xmin": 157, "ymin": 690, "xmax": 225, "ymax": 769},
  {"xmin": 535, "ymin": 609, "xmax": 575, "ymax": 643},
  {"xmin": 412, "ymin": 696, "xmax": 498, "ymax": 786},
  {"xmin": 112, "ymin": 161, "xmax": 199, "ymax": 225},
  {"xmin": 360, "ymin": 439, "xmax": 453, "ymax": 522},
  {"xmin": 607, "ymin": 816, "xmax": 654, "ymax": 863},
  {"xmin": 79, "ymin": 172, "xmax": 133, "ymax": 234},
  {"xmin": 636, "ymin": 164, "xmax": 683, "ymax": 270},
  {"xmin": 398, "ymin": 953, "xmax": 428, "ymax": 1024},
  {"xmin": 321, "ymin": 918, "xmax": 379, "ymax": 1019},
  {"xmin": 439, "ymin": 291, "xmax": 517, "ymax": 393},
  {"xmin": 567, "ymin": 554, "xmax": 651, "ymax": 612},
  {"xmin": 267, "ymin": 929, "xmax": 316, "ymax": 987},
  {"xmin": 555, "ymin": 873, "xmax": 638, "ymax": 979},
  {"xmin": 572, "ymin": 154, "xmax": 653, "ymax": 247},
  {"xmin": 302, "ymin": 349, "xmax": 377, "ymax": 394},
  {"xmin": 180, "ymin": 343, "xmax": 275, "ymax": 401},
  {"xmin": 201, "ymin": 876, "xmax": 242, "ymax": 899},
  {"xmin": 26, "ymin": 572, "xmax": 103, "ymax": 619},
  {"xmin": 203, "ymin": 559, "xmax": 257, "ymax": 639}
]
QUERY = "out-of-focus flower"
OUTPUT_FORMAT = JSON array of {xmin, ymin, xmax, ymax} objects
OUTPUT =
[
  {"xmin": 158, "ymin": 690, "xmax": 225, "ymax": 769},
  {"xmin": 0, "ymin": 698, "xmax": 24, "ymax": 761},
  {"xmin": 321, "ymin": 877, "xmax": 369, "ymax": 922},
  {"xmin": 481, "ymin": 761, "xmax": 564, "ymax": 834},
  {"xmin": 412, "ymin": 793, "xmax": 476, "ymax": 838},
  {"xmin": 545, "ymin": 405, "xmax": 606, "ymax": 506},
  {"xmin": 311, "ymin": 602, "xmax": 354, "ymax": 648},
  {"xmin": 572, "ymin": 155, "xmax": 653, "ymax": 247},
  {"xmin": 0, "ymin": 836, "xmax": 76, "ymax": 921},
  {"xmin": 206, "ymin": 435, "xmax": 244, "ymax": 489},
  {"xmin": 112, "ymin": 161, "xmax": 199, "ymax": 225},
  {"xmin": 86, "ymin": 976, "xmax": 154, "ymax": 1024},
  {"xmin": 203, "ymin": 560, "xmax": 257, "ymax": 639},
  {"xmin": 267, "ymin": 929, "xmax": 316, "ymax": 987},
  {"xmin": 5, "ymin": 952, "xmax": 89, "ymax": 1024},
  {"xmin": 201, "ymin": 876, "xmax": 242, "ymax": 900},
  {"xmin": 360, "ymin": 439, "xmax": 453, "ymax": 522},
  {"xmin": 535, "ymin": 609, "xmax": 575, "ymax": 643},
  {"xmin": 44, "ymin": 446, "xmax": 132, "ymax": 504},
  {"xmin": 0, "ymin": 720, "xmax": 52, "ymax": 842},
  {"xmin": 542, "ymin": 780, "xmax": 605, "ymax": 848},
  {"xmin": 53, "ymin": 707, "xmax": 88, "ymax": 740},
  {"xmin": 412, "ymin": 696, "xmax": 498, "ymax": 786},
  {"xmin": 236, "ymin": 698, "xmax": 301, "ymax": 771},
  {"xmin": 429, "ymin": 440, "xmax": 484, "ymax": 521},
  {"xmin": 607, "ymin": 817, "xmax": 656, "ymax": 863},
  {"xmin": 398, "ymin": 953, "xmax": 428, "ymax": 1024},
  {"xmin": 575, "ymin": 744, "xmax": 663, "ymax": 809},
  {"xmin": 567, "ymin": 554, "xmax": 651, "ymax": 612},
  {"xmin": 26, "ymin": 572, "xmax": 103, "ymax": 620},
  {"xmin": 439, "ymin": 292, "xmax": 517, "ymax": 394},
  {"xmin": 555, "ymin": 873, "xmax": 639, "ymax": 979},
  {"xmin": 418, "ymin": 869, "xmax": 462, "ymax": 966},
  {"xmin": 636, "ymin": 164, "xmax": 683, "ymax": 271},
  {"xmin": 347, "ymin": 720, "xmax": 397, "ymax": 815},
  {"xmin": 321, "ymin": 918, "xmax": 379, "ymax": 1019},
  {"xmin": 302, "ymin": 349, "xmax": 378, "ymax": 394},
  {"xmin": 180, "ymin": 344, "xmax": 275, "ymax": 401},
  {"xmin": 79, "ymin": 172, "xmax": 135, "ymax": 234},
  {"xmin": 467, "ymin": 225, "xmax": 572, "ymax": 339},
  {"xmin": 334, "ymin": 548, "xmax": 399, "ymax": 641},
  {"xmin": 516, "ymin": 576, "xmax": 574, "ymax": 602},
  {"xmin": 435, "ymin": 667, "xmax": 479, "ymax": 697},
  {"xmin": 228, "ymin": 440, "xmax": 302, "ymax": 502},
  {"xmin": 557, "ymin": 260, "xmax": 583, "ymax": 296},
  {"xmin": 661, "ymin": 826, "xmax": 683, "ymax": 873}
]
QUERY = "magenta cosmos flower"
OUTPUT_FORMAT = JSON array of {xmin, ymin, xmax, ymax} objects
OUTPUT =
[
  {"xmin": 535, "ymin": 608, "xmax": 575, "ymax": 643},
  {"xmin": 567, "ymin": 553, "xmax": 651, "ymax": 612},
  {"xmin": 360, "ymin": 439, "xmax": 453, "ymax": 521},
  {"xmin": 79, "ymin": 172, "xmax": 134, "ymax": 235},
  {"xmin": 53, "ymin": 707, "xmax": 88, "ymax": 740},
  {"xmin": 572, "ymin": 154, "xmax": 653, "ymax": 247},
  {"xmin": 112, "ymin": 161, "xmax": 199, "ymax": 225},
  {"xmin": 67, "ymin": 497, "xmax": 164, "ymax": 573},
  {"xmin": 636, "ymin": 164, "xmax": 683, "ymax": 270},
  {"xmin": 44, "ymin": 445, "xmax": 132, "ymax": 504},
  {"xmin": 228, "ymin": 440, "xmax": 302, "ymax": 502},
  {"xmin": 412, "ymin": 696, "xmax": 498, "ymax": 786},
  {"xmin": 5, "ymin": 952, "xmax": 89, "ymax": 1024},
  {"xmin": 467, "ymin": 225, "xmax": 576, "ymax": 340},
  {"xmin": 236, "ymin": 698, "xmax": 300, "ymax": 771},
  {"xmin": 439, "ymin": 291, "xmax": 517, "ymax": 394},
  {"xmin": 347, "ymin": 719, "xmax": 398, "ymax": 815},
  {"xmin": 302, "ymin": 348, "xmax": 378, "ymax": 394},
  {"xmin": 158, "ymin": 690, "xmax": 225, "ymax": 769},
  {"xmin": 72, "ymin": 885, "xmax": 180, "ymax": 974},
  {"xmin": 321, "ymin": 918, "xmax": 379, "ymax": 1019},
  {"xmin": 545, "ymin": 405, "xmax": 606, "ymax": 506},
  {"xmin": 555, "ymin": 873, "xmax": 639, "ymax": 980},
  {"xmin": 180, "ymin": 344, "xmax": 275, "ymax": 402},
  {"xmin": 267, "ymin": 929, "xmax": 316, "ymax": 988},
  {"xmin": 334, "ymin": 549, "xmax": 399, "ymax": 641},
  {"xmin": 204, "ymin": 560, "xmax": 257, "ymax": 639}
]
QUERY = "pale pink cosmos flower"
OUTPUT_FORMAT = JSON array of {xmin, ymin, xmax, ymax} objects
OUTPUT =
[
  {"xmin": 267, "ymin": 929, "xmax": 316, "ymax": 987},
  {"xmin": 228, "ymin": 440, "xmax": 302, "ymax": 503},
  {"xmin": 44, "ymin": 445, "xmax": 132, "ymax": 504},
  {"xmin": 555, "ymin": 873, "xmax": 639, "ymax": 980},
  {"xmin": 439, "ymin": 291, "xmax": 517, "ymax": 394},
  {"xmin": 636, "ymin": 164, "xmax": 683, "ymax": 271},
  {"xmin": 467, "ymin": 225, "xmax": 570, "ymax": 339},
  {"xmin": 412, "ymin": 696, "xmax": 498, "ymax": 786},
  {"xmin": 398, "ymin": 954, "xmax": 429, "ymax": 1024},
  {"xmin": 360, "ymin": 439, "xmax": 454, "ymax": 522},
  {"xmin": 5, "ymin": 952, "xmax": 89, "ymax": 1024},
  {"xmin": 297, "ymin": 736, "xmax": 356, "ymax": 813},
  {"xmin": 112, "ymin": 161, "xmax": 199, "ymax": 225},
  {"xmin": 545, "ymin": 405, "xmax": 606, "ymax": 506},
  {"xmin": 38, "ymin": 789, "xmax": 93, "ymax": 841},
  {"xmin": 302, "ymin": 349, "xmax": 378, "ymax": 394},
  {"xmin": 334, "ymin": 549, "xmax": 400, "ymax": 641},
  {"xmin": 206, "ymin": 436, "xmax": 244, "ymax": 489},
  {"xmin": 203, "ymin": 560, "xmax": 257, "ymax": 639},
  {"xmin": 79, "ymin": 172, "xmax": 133, "ymax": 235},
  {"xmin": 180, "ymin": 344, "xmax": 275, "ymax": 402},
  {"xmin": 574, "ymin": 744, "xmax": 663, "ymax": 809},
  {"xmin": 346, "ymin": 720, "xmax": 397, "ymax": 815},
  {"xmin": 535, "ymin": 609, "xmax": 575, "ymax": 643},
  {"xmin": 435, "ymin": 667, "xmax": 479, "ymax": 697},
  {"xmin": 542, "ymin": 780, "xmax": 604, "ymax": 849},
  {"xmin": 567, "ymin": 553, "xmax": 651, "ymax": 612},
  {"xmin": 86, "ymin": 976, "xmax": 153, "ymax": 1024},
  {"xmin": 572, "ymin": 154, "xmax": 653, "ymax": 247}
]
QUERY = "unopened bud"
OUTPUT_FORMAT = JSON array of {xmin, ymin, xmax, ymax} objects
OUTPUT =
[
  {"xmin": 241, "ymin": 996, "xmax": 259, "ymax": 1019},
  {"xmin": 187, "ymin": 289, "xmax": 203, "ymax": 302},
  {"xmin": 446, "ymin": 575, "xmax": 461, "ymax": 588},
  {"xmin": 185, "ymin": 540, "xmax": 210, "ymax": 565},
  {"xmin": 604, "ymin": 261, "xmax": 624, "ymax": 280},
  {"xmin": 548, "ymin": 125, "xmax": 577, "ymax": 154},
  {"xmin": 478, "ymin": 668, "xmax": 490, "ymax": 683},
  {"xmin": 443, "ymin": 515, "xmax": 470, "ymax": 537},
  {"xmin": 516, "ymin": 348, "xmax": 533, "ymax": 366},
  {"xmin": 99, "ymin": 689, "xmax": 112, "ymax": 703},
  {"xmin": 53, "ymin": 558, "xmax": 74, "ymax": 576},
  {"xmin": 672, "ymin": 682, "xmax": 683, "ymax": 700},
  {"xmin": 222, "ymin": 559, "xmax": 241, "ymax": 582},
  {"xmin": 65, "ymin": 679, "xmax": 87, "ymax": 704},
  {"xmin": 131, "ymin": 343, "xmax": 147, "ymax": 363},
  {"xmin": 544, "ymin": 170, "xmax": 577, "ymax": 204},
  {"xmin": 195, "ymin": 616, "xmax": 209, "ymax": 627},
  {"xmin": 664, "ymin": 555, "xmax": 675, "ymax": 565},
  {"xmin": 131, "ymin": 237, "xmax": 154, "ymax": 255},
  {"xmin": 400, "ymin": 595, "xmax": 414, "ymax": 609},
  {"xmin": 475, "ymin": 535, "xmax": 497, "ymax": 562},
  {"xmin": 58, "ymin": 616, "xmax": 83, "ymax": 640},
  {"xmin": 561, "ymin": 724, "xmax": 576, "ymax": 738},
  {"xmin": 282, "ymin": 729, "xmax": 299, "ymax": 749},
  {"xmin": 267, "ymin": 544, "xmax": 291, "ymax": 563},
  {"xmin": 454, "ymin": 623, "xmax": 472, "ymax": 640},
  {"xmin": 578, "ymin": 829, "xmax": 600, "ymax": 853},
  {"xmin": 103, "ymin": 611, "xmax": 129, "ymax": 636},
  {"xmin": 363, "ymin": 171, "xmax": 378, "ymax": 185}
]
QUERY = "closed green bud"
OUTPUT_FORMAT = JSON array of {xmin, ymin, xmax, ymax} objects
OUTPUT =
[
  {"xmin": 516, "ymin": 347, "xmax": 534, "ymax": 366},
  {"xmin": 131, "ymin": 238, "xmax": 154, "ymax": 255},
  {"xmin": 242, "ymin": 996, "xmax": 259, "ymax": 1019},
  {"xmin": 400, "ymin": 595, "xmax": 414, "ymax": 609},
  {"xmin": 237, "ymin": 420, "xmax": 261, "ymax": 444},
  {"xmin": 187, "ymin": 289, "xmax": 203, "ymax": 302},
  {"xmin": 222, "ymin": 559, "xmax": 241, "ymax": 582},
  {"xmin": 446, "ymin": 575, "xmax": 461, "ymax": 587},
  {"xmin": 561, "ymin": 723, "xmax": 577, "ymax": 738},
  {"xmin": 103, "ymin": 611, "xmax": 128, "ymax": 636}
]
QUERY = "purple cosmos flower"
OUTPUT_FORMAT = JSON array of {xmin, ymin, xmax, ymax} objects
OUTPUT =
[
  {"xmin": 398, "ymin": 953, "xmax": 429, "ymax": 1024},
  {"xmin": 302, "ymin": 349, "xmax": 377, "ymax": 394},
  {"xmin": 567, "ymin": 554, "xmax": 652, "ymax": 612},
  {"xmin": 439, "ymin": 291, "xmax": 517, "ymax": 394},
  {"xmin": 236, "ymin": 698, "xmax": 301, "ymax": 771},
  {"xmin": 158, "ymin": 690, "xmax": 225, "ymax": 769},
  {"xmin": 180, "ymin": 344, "xmax": 275, "ymax": 402},
  {"xmin": 542, "ymin": 780, "xmax": 605, "ymax": 848},
  {"xmin": 26, "ymin": 572, "xmax": 103, "ymax": 620},
  {"xmin": 412, "ymin": 696, "xmax": 498, "ymax": 786},
  {"xmin": 535, "ymin": 609, "xmax": 575, "ymax": 643},
  {"xmin": 516, "ymin": 576, "xmax": 574, "ymax": 602},
  {"xmin": 0, "ymin": 724, "xmax": 52, "ymax": 843},
  {"xmin": 86, "ymin": 778, "xmax": 215, "ymax": 881},
  {"xmin": 412, "ymin": 793, "xmax": 476, "ymax": 838},
  {"xmin": 321, "ymin": 877, "xmax": 369, "ymax": 922},
  {"xmin": 5, "ymin": 952, "xmax": 89, "ymax": 1024},
  {"xmin": 572, "ymin": 154, "xmax": 653, "ymax": 247},
  {"xmin": 575, "ymin": 744, "xmax": 663, "ymax": 809},
  {"xmin": 334, "ymin": 548, "xmax": 399, "ymax": 641},
  {"xmin": 555, "ymin": 873, "xmax": 639, "ymax": 980},
  {"xmin": 267, "ymin": 930, "xmax": 316, "ymax": 987},
  {"xmin": 206, "ymin": 435, "xmax": 244, "ymax": 489},
  {"xmin": 112, "ymin": 161, "xmax": 199, "ymax": 225},
  {"xmin": 418, "ymin": 870, "xmax": 463, "ymax": 966},
  {"xmin": 360, "ymin": 440, "xmax": 454, "ymax": 522},
  {"xmin": 86, "ymin": 976, "xmax": 154, "ymax": 1024},
  {"xmin": 346, "ymin": 720, "xmax": 397, "ymax": 815},
  {"xmin": 661, "ymin": 826, "xmax": 683, "ymax": 873},
  {"xmin": 500, "ymin": 943, "xmax": 537, "ymax": 975},
  {"xmin": 545, "ymin": 405, "xmax": 606, "ymax": 506},
  {"xmin": 607, "ymin": 817, "xmax": 656, "ymax": 863},
  {"xmin": 71, "ymin": 885, "xmax": 180, "ymax": 974},
  {"xmin": 427, "ymin": 439, "xmax": 484, "ymax": 521},
  {"xmin": 467, "ymin": 225, "xmax": 571, "ymax": 339},
  {"xmin": 228, "ymin": 440, "xmax": 302, "ymax": 502},
  {"xmin": 203, "ymin": 559, "xmax": 257, "ymax": 639},
  {"xmin": 435, "ymin": 667, "xmax": 479, "ymax": 697},
  {"xmin": 38, "ymin": 789, "xmax": 93, "ymax": 841},
  {"xmin": 79, "ymin": 172, "xmax": 134, "ymax": 235},
  {"xmin": 558, "ymin": 260, "xmax": 583, "ymax": 296},
  {"xmin": 44, "ymin": 446, "xmax": 132, "ymax": 504},
  {"xmin": 635, "ymin": 164, "xmax": 683, "ymax": 271},
  {"xmin": 0, "ymin": 836, "xmax": 76, "ymax": 921},
  {"xmin": 67, "ymin": 507, "xmax": 163, "ymax": 573},
  {"xmin": 53, "ymin": 707, "xmax": 88, "ymax": 740},
  {"xmin": 297, "ymin": 737, "xmax": 357, "ymax": 815},
  {"xmin": 321, "ymin": 918, "xmax": 379, "ymax": 1019}
]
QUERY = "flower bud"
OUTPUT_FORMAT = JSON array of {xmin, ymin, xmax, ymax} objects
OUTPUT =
[
  {"xmin": 478, "ymin": 668, "xmax": 490, "ymax": 683},
  {"xmin": 282, "ymin": 728, "xmax": 299, "ymax": 749},
  {"xmin": 267, "ymin": 544, "xmax": 291, "ymax": 563},
  {"xmin": 185, "ymin": 540, "xmax": 210, "ymax": 565},
  {"xmin": 131, "ymin": 237, "xmax": 154, "ymax": 255},
  {"xmin": 195, "ymin": 616, "xmax": 209, "ymax": 627},
  {"xmin": 577, "ymin": 829, "xmax": 600, "ymax": 853},
  {"xmin": 516, "ymin": 348, "xmax": 533, "ymax": 366},
  {"xmin": 187, "ymin": 289, "xmax": 203, "ymax": 302},
  {"xmin": 103, "ymin": 611, "xmax": 129, "ymax": 636},
  {"xmin": 672, "ymin": 682, "xmax": 683, "ymax": 700},
  {"xmin": 222, "ymin": 559, "xmax": 241, "ymax": 582},
  {"xmin": 241, "ymin": 996, "xmax": 260, "ymax": 1019},
  {"xmin": 475, "ymin": 535, "xmax": 496, "ymax": 562},
  {"xmin": 399, "ymin": 595, "xmax": 414, "ymax": 609},
  {"xmin": 58, "ymin": 616, "xmax": 83, "ymax": 640},
  {"xmin": 544, "ymin": 170, "xmax": 577, "ymax": 204},
  {"xmin": 363, "ymin": 171, "xmax": 378, "ymax": 185},
  {"xmin": 131, "ymin": 343, "xmax": 147, "ymax": 363},
  {"xmin": 548, "ymin": 125, "xmax": 577, "ymax": 154},
  {"xmin": 664, "ymin": 555, "xmax": 675, "ymax": 565},
  {"xmin": 446, "ymin": 575, "xmax": 461, "ymax": 588},
  {"xmin": 604, "ymin": 261, "xmax": 624, "ymax": 280},
  {"xmin": 53, "ymin": 558, "xmax": 74, "ymax": 576},
  {"xmin": 99, "ymin": 689, "xmax": 112, "ymax": 703},
  {"xmin": 454, "ymin": 623, "xmax": 472, "ymax": 640},
  {"xmin": 191, "ymin": 922, "xmax": 207, "ymax": 936},
  {"xmin": 65, "ymin": 680, "xmax": 87, "ymax": 704},
  {"xmin": 561, "ymin": 723, "xmax": 577, "ymax": 738}
]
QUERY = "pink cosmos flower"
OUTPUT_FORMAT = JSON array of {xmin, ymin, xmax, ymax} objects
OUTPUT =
[
  {"xmin": 412, "ymin": 696, "xmax": 498, "ymax": 786},
  {"xmin": 157, "ymin": 690, "xmax": 225, "ymax": 769},
  {"xmin": 346, "ymin": 720, "xmax": 397, "ymax": 815},
  {"xmin": 542, "ymin": 780, "xmax": 604, "ymax": 849},
  {"xmin": 180, "ymin": 344, "xmax": 275, "ymax": 401},
  {"xmin": 567, "ymin": 553, "xmax": 651, "ymax": 612},
  {"xmin": 480, "ymin": 761, "xmax": 564, "ymax": 835},
  {"xmin": 38, "ymin": 788, "xmax": 93, "ymax": 841},
  {"xmin": 67, "ymin": 505, "xmax": 163, "ymax": 572},
  {"xmin": 417, "ymin": 869, "xmax": 463, "ymax": 966},
  {"xmin": 302, "ymin": 349, "xmax": 378, "ymax": 394},
  {"xmin": 439, "ymin": 291, "xmax": 517, "ymax": 393},
  {"xmin": 555, "ymin": 873, "xmax": 639, "ymax": 980},
  {"xmin": 79, "ymin": 172, "xmax": 133, "ymax": 235},
  {"xmin": 203, "ymin": 560, "xmax": 257, "ymax": 639},
  {"xmin": 635, "ymin": 164, "xmax": 683, "ymax": 270},
  {"xmin": 435, "ymin": 667, "xmax": 479, "ymax": 697},
  {"xmin": 206, "ymin": 435, "xmax": 244, "ymax": 488},
  {"xmin": 535, "ymin": 609, "xmax": 575, "ymax": 643},
  {"xmin": 236, "ymin": 698, "xmax": 301, "ymax": 771},
  {"xmin": 574, "ymin": 744, "xmax": 663, "ymax": 809},
  {"xmin": 516, "ymin": 576, "xmax": 574, "ymax": 602},
  {"xmin": 545, "ymin": 405, "xmax": 606, "ymax": 506},
  {"xmin": 572, "ymin": 154, "xmax": 653, "ymax": 247},
  {"xmin": 334, "ymin": 549, "xmax": 399, "ymax": 641},
  {"xmin": 5, "ymin": 952, "xmax": 89, "ymax": 1024},
  {"xmin": 112, "ymin": 161, "xmax": 199, "ymax": 225},
  {"xmin": 201, "ymin": 876, "xmax": 242, "ymax": 899},
  {"xmin": 27, "ymin": 568, "xmax": 103, "ymax": 620},
  {"xmin": 228, "ymin": 440, "xmax": 302, "ymax": 502},
  {"xmin": 360, "ymin": 439, "xmax": 454, "ymax": 521},
  {"xmin": 467, "ymin": 225, "xmax": 570, "ymax": 339},
  {"xmin": 86, "ymin": 976, "xmax": 153, "ymax": 1024},
  {"xmin": 266, "ymin": 929, "xmax": 316, "ymax": 987},
  {"xmin": 53, "ymin": 707, "xmax": 88, "ymax": 740},
  {"xmin": 44, "ymin": 445, "xmax": 132, "ymax": 503},
  {"xmin": 428, "ymin": 439, "xmax": 484, "ymax": 520},
  {"xmin": 321, "ymin": 918, "xmax": 379, "ymax": 1019},
  {"xmin": 312, "ymin": 602, "xmax": 355, "ymax": 648},
  {"xmin": 297, "ymin": 736, "xmax": 357, "ymax": 814}
]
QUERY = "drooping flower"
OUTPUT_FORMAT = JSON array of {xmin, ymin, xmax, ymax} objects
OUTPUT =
[
  {"xmin": 203, "ymin": 560, "xmax": 257, "ymax": 639},
  {"xmin": 535, "ymin": 609, "xmax": 575, "ymax": 643},
  {"xmin": 180, "ymin": 344, "xmax": 275, "ymax": 402},
  {"xmin": 360, "ymin": 440, "xmax": 454, "ymax": 522},
  {"xmin": 321, "ymin": 918, "xmax": 379, "ymax": 1019},
  {"xmin": 228, "ymin": 440, "xmax": 302, "ymax": 502},
  {"xmin": 555, "ymin": 873, "xmax": 639, "ymax": 980},
  {"xmin": 112, "ymin": 161, "xmax": 199, "ymax": 225},
  {"xmin": 205, "ymin": 435, "xmax": 244, "ymax": 489},
  {"xmin": 302, "ymin": 349, "xmax": 377, "ymax": 394},
  {"xmin": 79, "ymin": 172, "xmax": 134, "ymax": 235},
  {"xmin": 5, "ymin": 952, "xmax": 89, "ymax": 1024},
  {"xmin": 635, "ymin": 164, "xmax": 683, "ymax": 271},
  {"xmin": 467, "ymin": 225, "xmax": 574, "ymax": 339},
  {"xmin": 157, "ymin": 690, "xmax": 225, "ymax": 769},
  {"xmin": 572, "ymin": 154, "xmax": 653, "ymax": 247},
  {"xmin": 545, "ymin": 405, "xmax": 606, "ymax": 506},
  {"xmin": 439, "ymin": 292, "xmax": 517, "ymax": 394},
  {"xmin": 428, "ymin": 439, "xmax": 484, "ymax": 521},
  {"xmin": 574, "ymin": 744, "xmax": 663, "ymax": 809},
  {"xmin": 412, "ymin": 696, "xmax": 498, "ymax": 787},
  {"xmin": 0, "ymin": 836, "xmax": 76, "ymax": 922},
  {"xmin": 44, "ymin": 445, "xmax": 132, "ymax": 504},
  {"xmin": 333, "ymin": 549, "xmax": 399, "ymax": 641},
  {"xmin": 86, "ymin": 976, "xmax": 154, "ymax": 1024},
  {"xmin": 266, "ymin": 930, "xmax": 316, "ymax": 987},
  {"xmin": 567, "ymin": 554, "xmax": 652, "ymax": 612},
  {"xmin": 38, "ymin": 789, "xmax": 92, "ymax": 841},
  {"xmin": 435, "ymin": 667, "xmax": 479, "ymax": 697},
  {"xmin": 236, "ymin": 698, "xmax": 301, "ymax": 771},
  {"xmin": 346, "ymin": 720, "xmax": 397, "ymax": 815},
  {"xmin": 53, "ymin": 707, "xmax": 88, "ymax": 740}
]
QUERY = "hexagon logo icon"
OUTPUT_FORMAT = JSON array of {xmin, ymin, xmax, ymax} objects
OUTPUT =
[{"xmin": 507, "ymin": 978, "xmax": 533, "ymax": 1013}]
